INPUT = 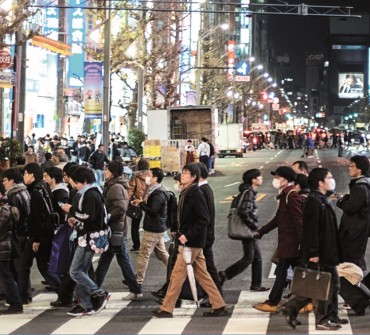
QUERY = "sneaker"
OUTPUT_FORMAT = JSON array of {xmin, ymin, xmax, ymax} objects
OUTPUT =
[
  {"xmin": 122, "ymin": 292, "xmax": 143, "ymax": 301},
  {"xmin": 50, "ymin": 300, "xmax": 73, "ymax": 308},
  {"xmin": 67, "ymin": 305, "xmax": 94, "ymax": 317},
  {"xmin": 152, "ymin": 308, "xmax": 173, "ymax": 318},
  {"xmin": 253, "ymin": 301, "xmax": 278, "ymax": 313},
  {"xmin": 92, "ymin": 291, "xmax": 111, "ymax": 314},
  {"xmin": 203, "ymin": 307, "xmax": 230, "ymax": 317},
  {"xmin": 316, "ymin": 320, "xmax": 342, "ymax": 331}
]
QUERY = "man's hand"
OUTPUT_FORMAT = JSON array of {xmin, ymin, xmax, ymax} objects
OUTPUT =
[
  {"xmin": 67, "ymin": 217, "xmax": 76, "ymax": 228},
  {"xmin": 252, "ymin": 231, "xmax": 261, "ymax": 239},
  {"xmin": 178, "ymin": 234, "xmax": 188, "ymax": 245},
  {"xmin": 309, "ymin": 257, "xmax": 319, "ymax": 263},
  {"xmin": 131, "ymin": 197, "xmax": 143, "ymax": 206},
  {"xmin": 62, "ymin": 203, "xmax": 72, "ymax": 213},
  {"xmin": 32, "ymin": 242, "xmax": 40, "ymax": 253}
]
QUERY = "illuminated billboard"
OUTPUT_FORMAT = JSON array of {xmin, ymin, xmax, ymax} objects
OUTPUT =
[{"xmin": 338, "ymin": 72, "xmax": 364, "ymax": 99}]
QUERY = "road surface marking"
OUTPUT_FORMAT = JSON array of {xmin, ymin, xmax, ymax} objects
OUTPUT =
[
  {"xmin": 256, "ymin": 194, "xmax": 266, "ymax": 201},
  {"xmin": 224, "ymin": 182, "xmax": 240, "ymax": 188}
]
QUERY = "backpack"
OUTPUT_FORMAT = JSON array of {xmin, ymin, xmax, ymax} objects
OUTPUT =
[
  {"xmin": 34, "ymin": 183, "xmax": 60, "ymax": 231},
  {"xmin": 166, "ymin": 191, "xmax": 178, "ymax": 230}
]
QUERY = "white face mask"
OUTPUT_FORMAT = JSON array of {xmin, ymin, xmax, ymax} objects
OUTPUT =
[
  {"xmin": 328, "ymin": 178, "xmax": 336, "ymax": 191},
  {"xmin": 173, "ymin": 183, "xmax": 182, "ymax": 193},
  {"xmin": 145, "ymin": 176, "xmax": 151, "ymax": 186},
  {"xmin": 272, "ymin": 178, "xmax": 281, "ymax": 189}
]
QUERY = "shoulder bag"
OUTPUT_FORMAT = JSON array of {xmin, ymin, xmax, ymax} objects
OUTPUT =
[{"xmin": 227, "ymin": 190, "xmax": 253, "ymax": 240}]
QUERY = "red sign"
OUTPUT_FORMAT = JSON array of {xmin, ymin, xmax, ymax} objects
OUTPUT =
[{"xmin": 0, "ymin": 50, "xmax": 12, "ymax": 69}]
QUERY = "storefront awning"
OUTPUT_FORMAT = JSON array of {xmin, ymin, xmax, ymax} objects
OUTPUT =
[{"xmin": 31, "ymin": 35, "xmax": 73, "ymax": 56}]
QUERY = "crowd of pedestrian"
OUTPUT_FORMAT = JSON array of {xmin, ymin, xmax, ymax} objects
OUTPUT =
[{"xmin": 0, "ymin": 132, "xmax": 369, "ymax": 332}]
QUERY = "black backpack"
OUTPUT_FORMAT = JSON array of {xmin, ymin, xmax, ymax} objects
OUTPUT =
[
  {"xmin": 35, "ymin": 182, "xmax": 60, "ymax": 231},
  {"xmin": 166, "ymin": 191, "xmax": 178, "ymax": 230}
]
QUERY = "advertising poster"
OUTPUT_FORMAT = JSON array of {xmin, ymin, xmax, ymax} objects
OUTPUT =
[
  {"xmin": 84, "ymin": 61, "xmax": 103, "ymax": 119},
  {"xmin": 338, "ymin": 72, "xmax": 364, "ymax": 99}
]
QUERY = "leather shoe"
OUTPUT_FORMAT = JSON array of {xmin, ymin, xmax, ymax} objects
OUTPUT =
[
  {"xmin": 253, "ymin": 302, "xmax": 277, "ymax": 313},
  {"xmin": 154, "ymin": 297, "xmax": 182, "ymax": 308},
  {"xmin": 299, "ymin": 302, "xmax": 313, "ymax": 314},
  {"xmin": 250, "ymin": 286, "xmax": 270, "ymax": 292},
  {"xmin": 330, "ymin": 315, "xmax": 349, "ymax": 325},
  {"xmin": 151, "ymin": 290, "xmax": 165, "ymax": 299},
  {"xmin": 50, "ymin": 300, "xmax": 73, "ymax": 308},
  {"xmin": 282, "ymin": 308, "xmax": 300, "ymax": 329},
  {"xmin": 203, "ymin": 307, "xmax": 229, "ymax": 317},
  {"xmin": 152, "ymin": 308, "xmax": 173, "ymax": 318}
]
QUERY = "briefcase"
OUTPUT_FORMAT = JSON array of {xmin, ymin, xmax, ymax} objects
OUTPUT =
[{"xmin": 290, "ymin": 266, "xmax": 332, "ymax": 301}]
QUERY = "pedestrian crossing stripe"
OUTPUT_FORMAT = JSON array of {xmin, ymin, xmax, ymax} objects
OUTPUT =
[
  {"xmin": 219, "ymin": 194, "xmax": 266, "ymax": 204},
  {"xmin": 0, "ymin": 291, "xmax": 358, "ymax": 334}
]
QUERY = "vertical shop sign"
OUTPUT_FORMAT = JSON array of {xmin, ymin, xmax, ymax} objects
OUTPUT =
[
  {"xmin": 227, "ymin": 40, "xmax": 236, "ymax": 82},
  {"xmin": 84, "ymin": 61, "xmax": 103, "ymax": 119},
  {"xmin": 68, "ymin": 0, "xmax": 86, "ymax": 87},
  {"xmin": 44, "ymin": 1, "xmax": 59, "ymax": 39}
]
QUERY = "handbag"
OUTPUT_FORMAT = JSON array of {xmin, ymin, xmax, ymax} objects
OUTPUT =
[
  {"xmin": 290, "ymin": 265, "xmax": 332, "ymax": 301},
  {"xmin": 126, "ymin": 202, "xmax": 142, "ymax": 219},
  {"xmin": 227, "ymin": 190, "xmax": 253, "ymax": 240}
]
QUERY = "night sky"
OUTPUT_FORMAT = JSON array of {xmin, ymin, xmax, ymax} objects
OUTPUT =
[{"xmin": 266, "ymin": 0, "xmax": 370, "ymax": 89}]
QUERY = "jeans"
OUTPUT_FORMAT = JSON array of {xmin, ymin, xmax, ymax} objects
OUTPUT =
[
  {"xmin": 0, "ymin": 261, "xmax": 23, "ymax": 309},
  {"xmin": 95, "ymin": 235, "xmax": 141, "ymax": 294},
  {"xmin": 130, "ymin": 214, "xmax": 143, "ymax": 250},
  {"xmin": 94, "ymin": 169, "xmax": 103, "ymax": 187},
  {"xmin": 224, "ymin": 239, "xmax": 262, "ymax": 289},
  {"xmin": 268, "ymin": 257, "xmax": 299, "ymax": 305},
  {"xmin": 18, "ymin": 236, "xmax": 60, "ymax": 302},
  {"xmin": 69, "ymin": 245, "xmax": 105, "ymax": 309}
]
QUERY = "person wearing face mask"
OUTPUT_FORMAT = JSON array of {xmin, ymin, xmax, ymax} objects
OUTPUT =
[
  {"xmin": 253, "ymin": 166, "xmax": 303, "ymax": 313},
  {"xmin": 128, "ymin": 158, "xmax": 150, "ymax": 252},
  {"xmin": 131, "ymin": 168, "xmax": 170, "ymax": 287},
  {"xmin": 282, "ymin": 168, "xmax": 345, "ymax": 331}
]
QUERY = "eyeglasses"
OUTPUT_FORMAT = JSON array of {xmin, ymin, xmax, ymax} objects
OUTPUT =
[{"xmin": 181, "ymin": 171, "xmax": 191, "ymax": 175}]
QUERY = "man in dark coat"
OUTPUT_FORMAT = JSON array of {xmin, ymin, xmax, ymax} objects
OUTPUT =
[
  {"xmin": 89, "ymin": 144, "xmax": 109, "ymax": 187},
  {"xmin": 152, "ymin": 163, "xmax": 228, "ymax": 318},
  {"xmin": 336, "ymin": 155, "xmax": 370, "ymax": 270},
  {"xmin": 283, "ymin": 168, "xmax": 345, "ymax": 331},
  {"xmin": 254, "ymin": 166, "xmax": 302, "ymax": 313}
]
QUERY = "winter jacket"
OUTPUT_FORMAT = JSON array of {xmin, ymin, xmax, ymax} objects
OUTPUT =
[
  {"xmin": 77, "ymin": 144, "xmax": 91, "ymax": 162},
  {"xmin": 302, "ymin": 190, "xmax": 341, "ymax": 266},
  {"xmin": 139, "ymin": 185, "xmax": 169, "ymax": 233},
  {"xmin": 75, "ymin": 186, "xmax": 105, "ymax": 235},
  {"xmin": 199, "ymin": 182, "xmax": 216, "ymax": 248},
  {"xmin": 104, "ymin": 176, "xmax": 130, "ymax": 235},
  {"xmin": 129, "ymin": 170, "xmax": 150, "ymax": 200},
  {"xmin": 258, "ymin": 184, "xmax": 303, "ymax": 258},
  {"xmin": 235, "ymin": 183, "xmax": 259, "ymax": 232},
  {"xmin": 23, "ymin": 152, "xmax": 38, "ymax": 165},
  {"xmin": 0, "ymin": 202, "xmax": 14, "ymax": 261},
  {"xmin": 27, "ymin": 180, "xmax": 54, "ymax": 243},
  {"xmin": 89, "ymin": 150, "xmax": 109, "ymax": 170},
  {"xmin": 177, "ymin": 183, "xmax": 210, "ymax": 248},
  {"xmin": 336, "ymin": 176, "xmax": 370, "ymax": 270}
]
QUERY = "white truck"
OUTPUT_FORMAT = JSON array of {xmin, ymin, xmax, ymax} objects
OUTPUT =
[{"xmin": 217, "ymin": 123, "xmax": 244, "ymax": 158}]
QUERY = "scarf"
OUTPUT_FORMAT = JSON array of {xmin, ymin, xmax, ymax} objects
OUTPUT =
[{"xmin": 176, "ymin": 183, "xmax": 197, "ymax": 231}]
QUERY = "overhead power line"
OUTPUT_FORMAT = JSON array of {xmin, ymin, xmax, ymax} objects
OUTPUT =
[{"xmin": 28, "ymin": 2, "xmax": 361, "ymax": 18}]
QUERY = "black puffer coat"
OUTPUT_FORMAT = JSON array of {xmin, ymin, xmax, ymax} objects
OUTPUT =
[
  {"xmin": 0, "ymin": 203, "xmax": 14, "ymax": 261},
  {"xmin": 337, "ymin": 177, "xmax": 370, "ymax": 270}
]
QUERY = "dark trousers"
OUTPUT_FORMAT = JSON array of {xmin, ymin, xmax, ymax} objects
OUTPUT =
[
  {"xmin": 203, "ymin": 245, "xmax": 222, "ymax": 294},
  {"xmin": 130, "ymin": 214, "xmax": 142, "ymax": 250},
  {"xmin": 224, "ymin": 239, "xmax": 262, "ymax": 289},
  {"xmin": 0, "ymin": 260, "xmax": 23, "ymax": 309},
  {"xmin": 199, "ymin": 155, "xmax": 209, "ymax": 166},
  {"xmin": 269, "ymin": 257, "xmax": 299, "ymax": 305},
  {"xmin": 284, "ymin": 265, "xmax": 340, "ymax": 324},
  {"xmin": 17, "ymin": 237, "xmax": 59, "ymax": 302}
]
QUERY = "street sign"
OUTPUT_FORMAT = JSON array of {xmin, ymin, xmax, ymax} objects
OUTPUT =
[
  {"xmin": 235, "ymin": 61, "xmax": 250, "ymax": 82},
  {"xmin": 0, "ymin": 50, "xmax": 12, "ymax": 69}
]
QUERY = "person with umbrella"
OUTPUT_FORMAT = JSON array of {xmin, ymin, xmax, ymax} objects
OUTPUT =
[{"xmin": 152, "ymin": 163, "xmax": 228, "ymax": 318}]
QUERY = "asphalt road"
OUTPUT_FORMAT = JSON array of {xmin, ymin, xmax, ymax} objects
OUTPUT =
[{"xmin": 6, "ymin": 148, "xmax": 370, "ymax": 334}]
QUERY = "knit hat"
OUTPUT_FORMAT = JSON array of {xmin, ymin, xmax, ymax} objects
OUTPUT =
[
  {"xmin": 351, "ymin": 155, "xmax": 370, "ymax": 176},
  {"xmin": 243, "ymin": 169, "xmax": 261, "ymax": 184},
  {"xmin": 271, "ymin": 166, "xmax": 296, "ymax": 182}
]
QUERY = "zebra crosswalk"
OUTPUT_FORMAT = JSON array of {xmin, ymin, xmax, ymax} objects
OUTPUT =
[{"xmin": 0, "ymin": 290, "xmax": 366, "ymax": 334}]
